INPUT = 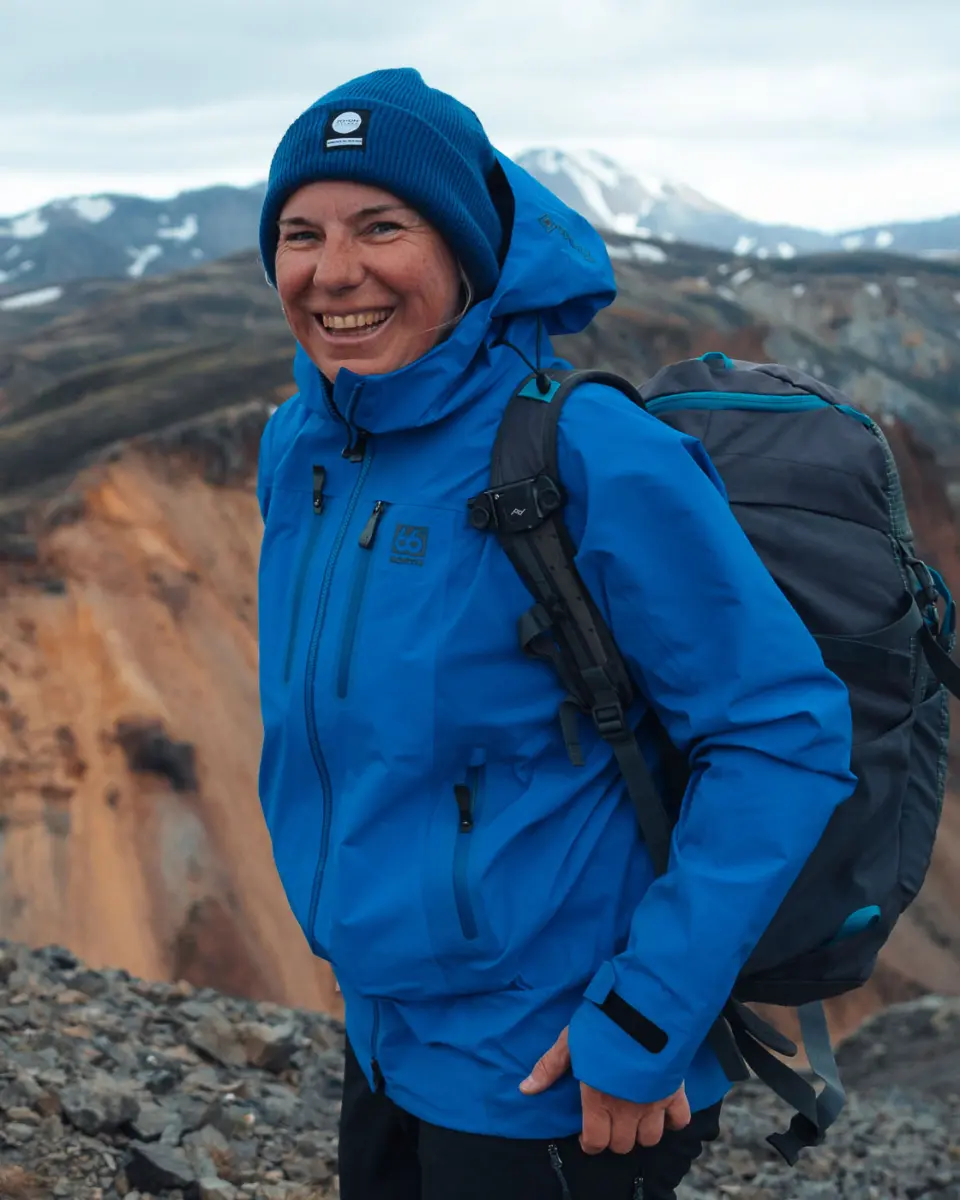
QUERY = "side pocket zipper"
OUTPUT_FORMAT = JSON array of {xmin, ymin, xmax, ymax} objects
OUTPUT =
[
  {"xmin": 283, "ymin": 465, "xmax": 326, "ymax": 684},
  {"xmin": 452, "ymin": 765, "xmax": 483, "ymax": 941},
  {"xmin": 336, "ymin": 500, "xmax": 389, "ymax": 698}
]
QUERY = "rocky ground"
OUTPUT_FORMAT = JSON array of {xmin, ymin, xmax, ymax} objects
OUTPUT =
[
  {"xmin": 0, "ymin": 941, "xmax": 342, "ymax": 1199},
  {"xmin": 0, "ymin": 941, "xmax": 957, "ymax": 1199}
]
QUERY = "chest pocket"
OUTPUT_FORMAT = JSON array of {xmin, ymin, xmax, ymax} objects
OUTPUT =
[{"xmin": 325, "ymin": 500, "xmax": 456, "ymax": 770}]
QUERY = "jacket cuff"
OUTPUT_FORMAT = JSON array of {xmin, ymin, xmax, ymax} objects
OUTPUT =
[{"xmin": 568, "ymin": 962, "xmax": 687, "ymax": 1103}]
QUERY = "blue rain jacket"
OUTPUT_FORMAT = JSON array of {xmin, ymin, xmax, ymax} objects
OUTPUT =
[{"xmin": 256, "ymin": 154, "xmax": 856, "ymax": 1136}]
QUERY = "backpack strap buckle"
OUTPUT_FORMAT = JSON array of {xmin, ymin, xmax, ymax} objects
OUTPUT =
[
  {"xmin": 901, "ymin": 546, "xmax": 941, "ymax": 613},
  {"xmin": 468, "ymin": 474, "xmax": 563, "ymax": 534},
  {"xmin": 592, "ymin": 699, "xmax": 627, "ymax": 739}
]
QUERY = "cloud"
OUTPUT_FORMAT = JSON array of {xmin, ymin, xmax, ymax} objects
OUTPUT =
[{"xmin": 1, "ymin": 0, "xmax": 957, "ymax": 227}]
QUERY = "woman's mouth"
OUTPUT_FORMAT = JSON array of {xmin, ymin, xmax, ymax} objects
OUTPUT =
[{"xmin": 313, "ymin": 308, "xmax": 395, "ymax": 340}]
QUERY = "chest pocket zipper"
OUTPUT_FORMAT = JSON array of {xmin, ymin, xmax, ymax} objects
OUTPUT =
[{"xmin": 337, "ymin": 500, "xmax": 389, "ymax": 698}]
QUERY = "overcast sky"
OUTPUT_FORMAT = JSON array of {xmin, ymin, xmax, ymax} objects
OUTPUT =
[{"xmin": 2, "ymin": 0, "xmax": 958, "ymax": 231}]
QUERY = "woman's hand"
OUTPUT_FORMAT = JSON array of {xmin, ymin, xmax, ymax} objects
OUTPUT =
[{"xmin": 519, "ymin": 1026, "xmax": 691, "ymax": 1154}]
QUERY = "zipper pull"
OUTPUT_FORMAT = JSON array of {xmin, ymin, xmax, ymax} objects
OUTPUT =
[
  {"xmin": 312, "ymin": 465, "xmax": 326, "ymax": 513},
  {"xmin": 342, "ymin": 430, "xmax": 369, "ymax": 463},
  {"xmin": 359, "ymin": 500, "xmax": 389, "ymax": 549},
  {"xmin": 454, "ymin": 784, "xmax": 474, "ymax": 832}
]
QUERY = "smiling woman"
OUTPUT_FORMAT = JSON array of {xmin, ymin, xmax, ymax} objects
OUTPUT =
[
  {"xmin": 274, "ymin": 183, "xmax": 466, "ymax": 379},
  {"xmin": 253, "ymin": 66, "xmax": 857, "ymax": 1200}
]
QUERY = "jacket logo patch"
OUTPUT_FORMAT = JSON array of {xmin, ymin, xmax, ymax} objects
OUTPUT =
[{"xmin": 390, "ymin": 524, "xmax": 429, "ymax": 566}]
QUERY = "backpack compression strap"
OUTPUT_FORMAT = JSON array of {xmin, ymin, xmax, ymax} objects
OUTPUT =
[{"xmin": 468, "ymin": 367, "xmax": 852, "ymax": 1164}]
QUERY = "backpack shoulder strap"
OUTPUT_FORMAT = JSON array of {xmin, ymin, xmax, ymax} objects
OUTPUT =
[{"xmin": 469, "ymin": 368, "xmax": 675, "ymax": 876}]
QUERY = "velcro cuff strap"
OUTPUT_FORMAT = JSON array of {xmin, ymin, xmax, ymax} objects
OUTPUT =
[{"xmin": 584, "ymin": 964, "xmax": 669, "ymax": 1055}]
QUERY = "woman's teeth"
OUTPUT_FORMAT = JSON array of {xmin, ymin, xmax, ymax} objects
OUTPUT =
[{"xmin": 320, "ymin": 310, "xmax": 391, "ymax": 330}]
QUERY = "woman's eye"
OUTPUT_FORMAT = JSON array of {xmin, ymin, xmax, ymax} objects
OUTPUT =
[
  {"xmin": 284, "ymin": 230, "xmax": 318, "ymax": 243},
  {"xmin": 368, "ymin": 221, "xmax": 401, "ymax": 235}
]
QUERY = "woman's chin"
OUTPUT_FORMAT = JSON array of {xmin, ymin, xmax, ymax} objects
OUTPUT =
[{"xmin": 306, "ymin": 330, "xmax": 429, "ymax": 380}]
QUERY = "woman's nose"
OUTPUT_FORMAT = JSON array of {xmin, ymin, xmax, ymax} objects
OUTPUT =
[{"xmin": 312, "ymin": 234, "xmax": 365, "ymax": 292}]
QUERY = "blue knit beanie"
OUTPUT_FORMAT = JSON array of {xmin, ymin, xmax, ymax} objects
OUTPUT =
[{"xmin": 259, "ymin": 68, "xmax": 503, "ymax": 298}]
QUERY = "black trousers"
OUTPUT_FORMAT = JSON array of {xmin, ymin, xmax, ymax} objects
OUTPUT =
[{"xmin": 338, "ymin": 1038, "xmax": 722, "ymax": 1200}]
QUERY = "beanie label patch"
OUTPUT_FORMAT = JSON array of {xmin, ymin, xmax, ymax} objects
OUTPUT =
[{"xmin": 324, "ymin": 109, "xmax": 370, "ymax": 151}]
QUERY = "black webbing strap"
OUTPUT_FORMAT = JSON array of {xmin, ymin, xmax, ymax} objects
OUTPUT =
[
  {"xmin": 728, "ymin": 997, "xmax": 798, "ymax": 1058},
  {"xmin": 507, "ymin": 514, "xmax": 676, "ymax": 876},
  {"xmin": 815, "ymin": 600, "xmax": 921, "ymax": 679},
  {"xmin": 604, "ymin": 728, "xmax": 673, "ymax": 879},
  {"xmin": 920, "ymin": 625, "xmax": 960, "ymax": 698},
  {"xmin": 764, "ymin": 1001, "xmax": 847, "ymax": 1165}
]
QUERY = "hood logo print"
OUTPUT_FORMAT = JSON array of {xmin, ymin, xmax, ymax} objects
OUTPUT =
[{"xmin": 538, "ymin": 214, "xmax": 595, "ymax": 263}]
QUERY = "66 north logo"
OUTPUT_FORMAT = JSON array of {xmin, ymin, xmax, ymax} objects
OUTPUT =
[{"xmin": 390, "ymin": 524, "xmax": 429, "ymax": 566}]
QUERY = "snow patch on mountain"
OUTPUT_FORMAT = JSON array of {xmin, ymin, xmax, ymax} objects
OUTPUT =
[
  {"xmin": 629, "ymin": 242, "xmax": 667, "ymax": 264},
  {"xmin": 0, "ymin": 258, "xmax": 35, "ymax": 282},
  {"xmin": 157, "ymin": 214, "xmax": 199, "ymax": 242},
  {"xmin": 0, "ymin": 285, "xmax": 63, "ymax": 310},
  {"xmin": 875, "ymin": 231, "xmax": 894, "ymax": 248},
  {"xmin": 127, "ymin": 245, "xmax": 163, "ymax": 278},
  {"xmin": 607, "ymin": 240, "xmax": 668, "ymax": 264},
  {"xmin": 70, "ymin": 196, "xmax": 115, "ymax": 224},
  {"xmin": 0, "ymin": 210, "xmax": 48, "ymax": 239}
]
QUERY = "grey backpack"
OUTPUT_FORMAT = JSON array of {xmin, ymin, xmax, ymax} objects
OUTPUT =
[{"xmin": 468, "ymin": 351, "xmax": 959, "ymax": 1163}]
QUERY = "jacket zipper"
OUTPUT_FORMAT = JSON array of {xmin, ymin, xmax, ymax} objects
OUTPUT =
[
  {"xmin": 336, "ymin": 500, "xmax": 389, "ymax": 699},
  {"xmin": 371, "ymin": 999, "xmax": 384, "ymax": 1092},
  {"xmin": 304, "ymin": 436, "xmax": 374, "ymax": 949},
  {"xmin": 452, "ymin": 765, "xmax": 483, "ymax": 941},
  {"xmin": 282, "ymin": 465, "xmax": 326, "ymax": 684}
]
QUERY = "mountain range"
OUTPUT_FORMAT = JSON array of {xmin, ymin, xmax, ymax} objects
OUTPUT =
[
  {"xmin": 516, "ymin": 148, "xmax": 960, "ymax": 261},
  {"xmin": 1, "ymin": 149, "xmax": 958, "ymax": 301},
  {"xmin": 0, "ymin": 183, "xmax": 267, "ymax": 297}
]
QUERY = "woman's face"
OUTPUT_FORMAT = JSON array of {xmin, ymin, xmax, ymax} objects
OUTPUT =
[{"xmin": 275, "ymin": 180, "xmax": 463, "ymax": 381}]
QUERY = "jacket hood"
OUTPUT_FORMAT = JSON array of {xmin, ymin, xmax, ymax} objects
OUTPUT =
[{"xmin": 291, "ymin": 152, "xmax": 616, "ymax": 434}]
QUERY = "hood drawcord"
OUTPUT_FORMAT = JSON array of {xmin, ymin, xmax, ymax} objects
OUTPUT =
[{"xmin": 498, "ymin": 314, "xmax": 552, "ymax": 395}]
